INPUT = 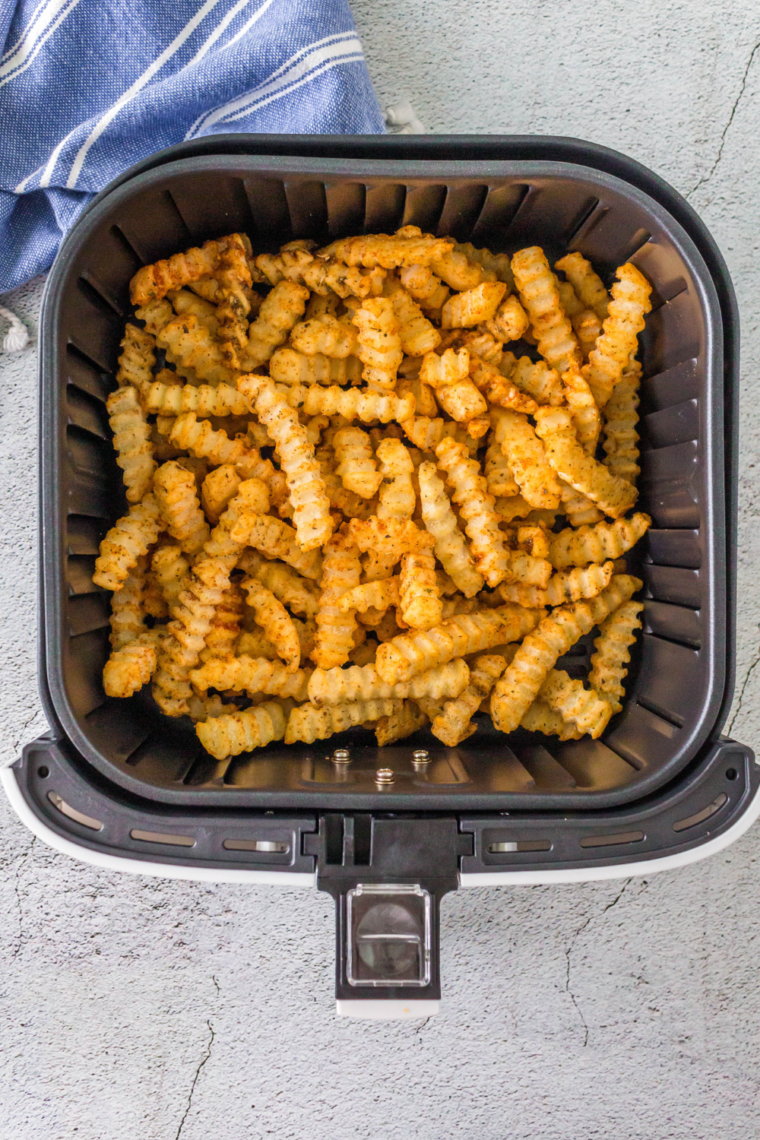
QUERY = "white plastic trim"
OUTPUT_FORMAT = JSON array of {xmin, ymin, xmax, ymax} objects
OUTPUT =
[
  {"xmin": 0, "ymin": 768, "xmax": 316, "ymax": 887},
  {"xmin": 460, "ymin": 782, "xmax": 760, "ymax": 887},
  {"xmin": 336, "ymin": 999, "xmax": 440, "ymax": 1019}
]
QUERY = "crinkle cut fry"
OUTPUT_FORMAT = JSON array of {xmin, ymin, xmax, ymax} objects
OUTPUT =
[
  {"xmin": 284, "ymin": 698, "xmax": 405, "ymax": 744},
  {"xmin": 352, "ymin": 297, "xmax": 404, "ymax": 389},
  {"xmin": 130, "ymin": 234, "xmax": 241, "ymax": 304},
  {"xmin": 103, "ymin": 631, "xmax": 161, "ymax": 698},
  {"xmin": 153, "ymin": 459, "xmax": 210, "ymax": 556},
  {"xmin": 431, "ymin": 653, "xmax": 507, "ymax": 746},
  {"xmin": 511, "ymin": 246, "xmax": 581, "ymax": 375},
  {"xmin": 190, "ymin": 655, "xmax": 311, "ymax": 701},
  {"xmin": 238, "ymin": 374, "xmax": 332, "ymax": 552},
  {"xmin": 582, "ymin": 262, "xmax": 652, "ymax": 407},
  {"xmin": 489, "ymin": 574, "xmax": 642, "ymax": 733},
  {"xmin": 375, "ymin": 701, "xmax": 429, "ymax": 746},
  {"xmin": 93, "ymin": 494, "xmax": 161, "ymax": 591},
  {"xmin": 317, "ymin": 233, "xmax": 454, "ymax": 269},
  {"xmin": 108, "ymin": 556, "xmax": 147, "ymax": 649},
  {"xmin": 303, "ymin": 385, "xmax": 415, "ymax": 423},
  {"xmin": 538, "ymin": 669, "xmax": 613, "ymax": 738},
  {"xmin": 375, "ymin": 603, "xmax": 543, "ymax": 685},
  {"xmin": 520, "ymin": 699, "xmax": 583, "ymax": 740},
  {"xmin": 243, "ymin": 514, "xmax": 322, "ymax": 580},
  {"xmin": 589, "ymin": 599, "xmax": 644, "ymax": 713},
  {"xmin": 603, "ymin": 360, "xmax": 641, "ymax": 482},
  {"xmin": 237, "ymin": 549, "xmax": 319, "ymax": 617},
  {"xmin": 241, "ymin": 577, "xmax": 300, "ymax": 671},
  {"xmin": 311, "ymin": 529, "xmax": 362, "ymax": 670},
  {"xmin": 143, "ymin": 380, "xmax": 250, "ymax": 418},
  {"xmin": 534, "ymin": 407, "xmax": 637, "ymax": 519},
  {"xmin": 117, "ymin": 323, "xmax": 156, "ymax": 392},
  {"xmin": 106, "ymin": 384, "xmax": 155, "ymax": 503},
  {"xmin": 307, "ymin": 658, "xmax": 470, "ymax": 707},
  {"xmin": 493, "ymin": 408, "xmax": 561, "ymax": 511},
  {"xmin": 435, "ymin": 436, "xmax": 511, "ymax": 587},
  {"xmin": 240, "ymin": 279, "xmax": 309, "ymax": 370},
  {"xmin": 196, "ymin": 700, "xmax": 290, "ymax": 760},
  {"xmin": 549, "ymin": 513, "xmax": 651, "ymax": 570},
  {"xmin": 418, "ymin": 460, "xmax": 484, "ymax": 597},
  {"xmin": 555, "ymin": 252, "xmax": 610, "ymax": 322}
]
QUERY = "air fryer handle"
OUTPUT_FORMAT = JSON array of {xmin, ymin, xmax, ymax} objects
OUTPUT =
[{"xmin": 312, "ymin": 815, "xmax": 469, "ymax": 1017}]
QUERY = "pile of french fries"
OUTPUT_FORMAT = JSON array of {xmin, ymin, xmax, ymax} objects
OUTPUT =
[{"xmin": 92, "ymin": 225, "xmax": 653, "ymax": 760}]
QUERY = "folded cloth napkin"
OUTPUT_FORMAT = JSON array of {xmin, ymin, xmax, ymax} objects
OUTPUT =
[{"xmin": 0, "ymin": 0, "xmax": 384, "ymax": 293}]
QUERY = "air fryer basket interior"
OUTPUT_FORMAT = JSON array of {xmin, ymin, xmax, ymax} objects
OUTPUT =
[{"xmin": 41, "ymin": 153, "xmax": 727, "ymax": 810}]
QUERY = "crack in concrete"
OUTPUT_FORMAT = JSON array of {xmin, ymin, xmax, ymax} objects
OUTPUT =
[
  {"xmin": 688, "ymin": 36, "xmax": 760, "ymax": 199},
  {"xmin": 563, "ymin": 879, "xmax": 632, "ymax": 1047},
  {"xmin": 175, "ymin": 1020, "xmax": 215, "ymax": 1140},
  {"xmin": 11, "ymin": 836, "xmax": 35, "ymax": 960},
  {"xmin": 727, "ymin": 645, "xmax": 760, "ymax": 736}
]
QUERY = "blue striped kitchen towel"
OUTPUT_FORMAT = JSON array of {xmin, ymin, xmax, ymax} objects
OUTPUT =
[{"xmin": 0, "ymin": 0, "xmax": 384, "ymax": 292}]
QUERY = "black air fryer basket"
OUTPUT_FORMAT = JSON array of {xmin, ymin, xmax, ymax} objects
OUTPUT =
[{"xmin": 7, "ymin": 136, "xmax": 755, "ymax": 1017}]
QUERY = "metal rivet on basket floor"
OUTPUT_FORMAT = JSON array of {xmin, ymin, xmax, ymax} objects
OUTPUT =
[
  {"xmin": 375, "ymin": 768, "xmax": 395, "ymax": 786},
  {"xmin": 412, "ymin": 749, "xmax": 430, "ymax": 764},
  {"xmin": 332, "ymin": 748, "xmax": 351, "ymax": 764}
]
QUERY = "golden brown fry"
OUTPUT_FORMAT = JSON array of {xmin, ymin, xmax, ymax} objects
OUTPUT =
[
  {"xmin": 269, "ymin": 348, "xmax": 363, "ymax": 387},
  {"xmin": 142, "ymin": 380, "xmax": 249, "ymax": 418},
  {"xmin": 93, "ymin": 495, "xmax": 162, "ymax": 591},
  {"xmin": 168, "ymin": 287, "xmax": 220, "ymax": 334},
  {"xmin": 508, "ymin": 356, "xmax": 564, "ymax": 406},
  {"xmin": 486, "ymin": 294, "xmax": 530, "ymax": 342},
  {"xmin": 157, "ymin": 312, "xmax": 236, "ymax": 385},
  {"xmin": 239, "ymin": 280, "xmax": 309, "ymax": 370},
  {"xmin": 421, "ymin": 346, "xmax": 488, "ymax": 424},
  {"xmin": 430, "ymin": 247, "xmax": 486, "ymax": 291},
  {"xmin": 130, "ymin": 235, "xmax": 238, "ymax": 304},
  {"xmin": 582, "ymin": 263, "xmax": 652, "ymax": 406},
  {"xmin": 490, "ymin": 409, "xmax": 561, "ymax": 511},
  {"xmin": 441, "ymin": 281, "xmax": 507, "ymax": 329},
  {"xmin": 453, "ymin": 242, "xmax": 514, "ymax": 287},
  {"xmin": 153, "ymin": 460, "xmax": 210, "ymax": 556},
  {"xmin": 431, "ymin": 653, "xmax": 507, "ymax": 746},
  {"xmin": 255, "ymin": 244, "xmax": 370, "ymax": 297},
  {"xmin": 245, "ymin": 515, "xmax": 322, "ymax": 580},
  {"xmin": 375, "ymin": 701, "xmax": 429, "ymax": 745},
  {"xmin": 311, "ymin": 529, "xmax": 362, "ymax": 669},
  {"xmin": 435, "ymin": 436, "xmax": 511, "ymax": 588},
  {"xmin": 215, "ymin": 236, "xmax": 253, "ymax": 369},
  {"xmin": 285, "ymin": 698, "xmax": 404, "ymax": 743},
  {"xmin": 399, "ymin": 540, "xmax": 442, "ymax": 630},
  {"xmin": 418, "ymin": 461, "xmax": 484, "ymax": 598},
  {"xmin": 555, "ymin": 252, "xmax": 610, "ymax": 322},
  {"xmin": 303, "ymin": 385, "xmax": 414, "ymax": 423},
  {"xmin": 151, "ymin": 544, "xmax": 189, "ymax": 615},
  {"xmin": 334, "ymin": 426, "xmax": 383, "ymax": 499},
  {"xmin": 318, "ymin": 233, "xmax": 454, "ymax": 269},
  {"xmin": 539, "ymin": 669, "xmax": 613, "ymax": 738},
  {"xmin": 511, "ymin": 246, "xmax": 581, "ymax": 374},
  {"xmin": 376, "ymin": 438, "xmax": 416, "ymax": 520},
  {"xmin": 237, "ymin": 549, "xmax": 319, "ymax": 617},
  {"xmin": 238, "ymin": 374, "xmax": 332, "ymax": 552},
  {"xmin": 520, "ymin": 698, "xmax": 583, "ymax": 739},
  {"xmin": 559, "ymin": 479, "xmax": 603, "ymax": 527},
  {"xmin": 241, "ymin": 578, "xmax": 300, "ymax": 671},
  {"xmin": 308, "ymin": 658, "xmax": 469, "ymax": 707},
  {"xmin": 199, "ymin": 582, "xmax": 244, "ymax": 663},
  {"xmin": 386, "ymin": 281, "xmax": 442, "ymax": 355},
  {"xmin": 108, "ymin": 557, "xmax": 147, "ymax": 650},
  {"xmin": 190, "ymin": 655, "xmax": 311, "ymax": 700},
  {"xmin": 589, "ymin": 599, "xmax": 644, "ymax": 713},
  {"xmin": 106, "ymin": 385, "xmax": 155, "ymax": 502},
  {"xmin": 603, "ymin": 358, "xmax": 641, "ymax": 482},
  {"xmin": 196, "ymin": 700, "xmax": 290, "ymax": 759},
  {"xmin": 534, "ymin": 407, "xmax": 637, "ymax": 518},
  {"xmin": 338, "ymin": 577, "xmax": 400, "ymax": 614},
  {"xmin": 352, "ymin": 297, "xmax": 404, "ymax": 389},
  {"xmin": 499, "ymin": 560, "xmax": 614, "ymax": 608},
  {"xmin": 103, "ymin": 631, "xmax": 161, "ymax": 698},
  {"xmin": 398, "ymin": 263, "xmax": 450, "ymax": 312},
  {"xmin": 562, "ymin": 361, "xmax": 602, "ymax": 454},
  {"xmin": 290, "ymin": 314, "xmax": 358, "ymax": 358},
  {"xmin": 549, "ymin": 512, "xmax": 650, "ymax": 569},
  {"xmin": 489, "ymin": 574, "xmax": 641, "ymax": 732},
  {"xmin": 200, "ymin": 465, "xmax": 241, "ymax": 526},
  {"xmin": 116, "ymin": 323, "xmax": 156, "ymax": 392},
  {"xmin": 376, "ymin": 604, "xmax": 542, "ymax": 685}
]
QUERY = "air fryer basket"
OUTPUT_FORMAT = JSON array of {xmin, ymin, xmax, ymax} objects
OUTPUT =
[
  {"xmin": 9, "ymin": 135, "xmax": 753, "ymax": 1012},
  {"xmin": 39, "ymin": 148, "xmax": 733, "ymax": 810}
]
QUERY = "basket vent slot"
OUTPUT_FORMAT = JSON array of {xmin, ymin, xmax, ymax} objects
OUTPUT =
[
  {"xmin": 672, "ymin": 793, "xmax": 727, "ymax": 832},
  {"xmin": 48, "ymin": 792, "xmax": 103, "ymax": 831},
  {"xmin": 131, "ymin": 829, "xmax": 195, "ymax": 847},
  {"xmin": 579, "ymin": 830, "xmax": 644, "ymax": 848},
  {"xmin": 364, "ymin": 181, "xmax": 406, "ymax": 233},
  {"xmin": 487, "ymin": 839, "xmax": 551, "ymax": 854},
  {"xmin": 401, "ymin": 183, "xmax": 447, "ymax": 233},
  {"xmin": 223, "ymin": 838, "xmax": 290, "ymax": 853}
]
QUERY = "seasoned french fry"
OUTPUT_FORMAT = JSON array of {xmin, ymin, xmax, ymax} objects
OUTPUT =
[
  {"xmin": 589, "ymin": 599, "xmax": 644, "ymax": 713},
  {"xmin": 492, "ymin": 409, "xmax": 561, "ymax": 510},
  {"xmin": 399, "ymin": 539, "xmax": 442, "ymax": 630},
  {"xmin": 418, "ymin": 460, "xmax": 484, "ymax": 597},
  {"xmin": 603, "ymin": 359, "xmax": 641, "ymax": 482},
  {"xmin": 106, "ymin": 385, "xmax": 155, "ymax": 503},
  {"xmin": 386, "ymin": 281, "xmax": 442, "ymax": 355},
  {"xmin": 334, "ymin": 426, "xmax": 383, "ymax": 499},
  {"xmin": 489, "ymin": 575, "xmax": 641, "ymax": 732},
  {"xmin": 582, "ymin": 263, "xmax": 652, "ymax": 406},
  {"xmin": 486, "ymin": 294, "xmax": 530, "ymax": 342},
  {"xmin": 256, "ymin": 244, "xmax": 370, "ymax": 298},
  {"xmin": 441, "ymin": 281, "xmax": 507, "ymax": 329},
  {"xmin": 539, "ymin": 670, "xmax": 613, "ymax": 738},
  {"xmin": 269, "ymin": 348, "xmax": 363, "ymax": 387},
  {"xmin": 241, "ymin": 578, "xmax": 300, "ymax": 671},
  {"xmin": 108, "ymin": 557, "xmax": 148, "ymax": 650},
  {"xmin": 376, "ymin": 438, "xmax": 416, "ymax": 520},
  {"xmin": 215, "ymin": 235, "xmax": 253, "ymax": 369},
  {"xmin": 352, "ymin": 297, "xmax": 404, "ymax": 389},
  {"xmin": 508, "ymin": 356, "xmax": 564, "ymax": 406},
  {"xmin": 562, "ymin": 361, "xmax": 601, "ymax": 454},
  {"xmin": 311, "ymin": 529, "xmax": 362, "ymax": 669},
  {"xmin": 157, "ymin": 313, "xmax": 236, "ymax": 385},
  {"xmin": 435, "ymin": 436, "xmax": 511, "ymax": 587},
  {"xmin": 200, "ymin": 465, "xmax": 241, "ymax": 526},
  {"xmin": 520, "ymin": 698, "xmax": 583, "ymax": 739},
  {"xmin": 555, "ymin": 252, "xmax": 610, "ymax": 321},
  {"xmin": 375, "ymin": 701, "xmax": 429, "ymax": 745},
  {"xmin": 559, "ymin": 479, "xmax": 603, "ymax": 527},
  {"xmin": 398, "ymin": 263, "xmax": 450, "ymax": 312},
  {"xmin": 338, "ymin": 577, "xmax": 400, "ymax": 615},
  {"xmin": 130, "ymin": 235, "xmax": 236, "ymax": 304},
  {"xmin": 151, "ymin": 544, "xmax": 189, "ymax": 615},
  {"xmin": 116, "ymin": 323, "xmax": 156, "ymax": 392},
  {"xmin": 190, "ymin": 655, "xmax": 311, "ymax": 700},
  {"xmin": 485, "ymin": 433, "xmax": 520, "ymax": 497},
  {"xmin": 303, "ymin": 385, "xmax": 414, "ymax": 424},
  {"xmin": 511, "ymin": 246, "xmax": 581, "ymax": 374},
  {"xmin": 549, "ymin": 512, "xmax": 650, "ymax": 569},
  {"xmin": 290, "ymin": 315, "xmax": 358, "ymax": 358},
  {"xmin": 421, "ymin": 346, "xmax": 488, "ymax": 424},
  {"xmin": 238, "ymin": 374, "xmax": 332, "ymax": 552},
  {"xmin": 142, "ymin": 380, "xmax": 249, "ymax": 418},
  {"xmin": 237, "ymin": 550, "xmax": 319, "ymax": 617},
  {"xmin": 308, "ymin": 658, "xmax": 469, "ymax": 707},
  {"xmin": 168, "ymin": 288, "xmax": 220, "ymax": 334},
  {"xmin": 376, "ymin": 604, "xmax": 542, "ymax": 685},
  {"xmin": 431, "ymin": 653, "xmax": 507, "ymax": 746},
  {"xmin": 195, "ymin": 700, "xmax": 290, "ymax": 760},
  {"xmin": 245, "ymin": 515, "xmax": 322, "ymax": 580},
  {"xmin": 239, "ymin": 280, "xmax": 309, "ymax": 370},
  {"xmin": 284, "ymin": 698, "xmax": 405, "ymax": 744},
  {"xmin": 318, "ymin": 233, "xmax": 454, "ymax": 269},
  {"xmin": 453, "ymin": 242, "xmax": 514, "ymax": 287},
  {"xmin": 498, "ymin": 560, "xmax": 614, "ymax": 608},
  {"xmin": 103, "ymin": 631, "xmax": 161, "ymax": 698},
  {"xmin": 153, "ymin": 460, "xmax": 210, "ymax": 555},
  {"xmin": 534, "ymin": 407, "xmax": 637, "ymax": 518},
  {"xmin": 93, "ymin": 495, "xmax": 162, "ymax": 591}
]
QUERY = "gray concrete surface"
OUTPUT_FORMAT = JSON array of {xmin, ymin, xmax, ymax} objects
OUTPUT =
[{"xmin": 2, "ymin": 2, "xmax": 760, "ymax": 1136}]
